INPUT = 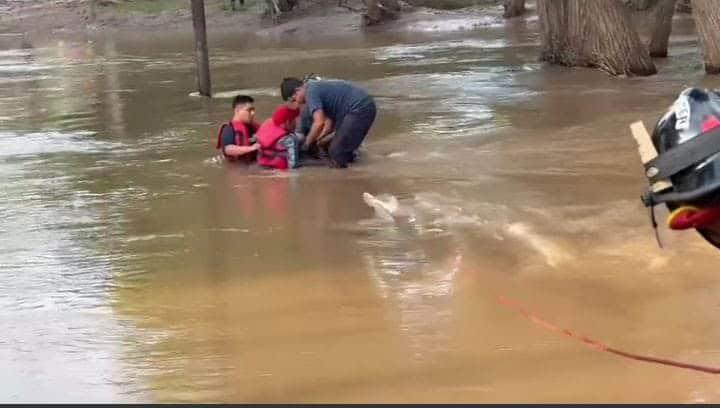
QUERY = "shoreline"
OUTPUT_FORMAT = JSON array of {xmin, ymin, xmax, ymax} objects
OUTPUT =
[{"xmin": 0, "ymin": 0, "xmax": 508, "ymax": 44}]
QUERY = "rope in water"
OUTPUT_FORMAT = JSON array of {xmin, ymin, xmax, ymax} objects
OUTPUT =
[{"xmin": 497, "ymin": 295, "xmax": 720, "ymax": 374}]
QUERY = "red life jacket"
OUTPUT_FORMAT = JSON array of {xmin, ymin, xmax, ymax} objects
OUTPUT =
[
  {"xmin": 216, "ymin": 120, "xmax": 257, "ymax": 163},
  {"xmin": 256, "ymin": 118, "xmax": 290, "ymax": 170}
]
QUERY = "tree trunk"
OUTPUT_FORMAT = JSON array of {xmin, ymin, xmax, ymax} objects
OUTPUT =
[
  {"xmin": 364, "ymin": 0, "xmax": 381, "ymax": 25},
  {"xmin": 264, "ymin": 0, "xmax": 281, "ymax": 23},
  {"xmin": 537, "ymin": 0, "xmax": 656, "ymax": 76},
  {"xmin": 191, "ymin": 0, "xmax": 211, "ymax": 97},
  {"xmin": 648, "ymin": 0, "xmax": 675, "ymax": 57},
  {"xmin": 676, "ymin": 0, "xmax": 691, "ymax": 13},
  {"xmin": 537, "ymin": 0, "xmax": 568, "ymax": 64},
  {"xmin": 503, "ymin": 0, "xmax": 525, "ymax": 18},
  {"xmin": 382, "ymin": 0, "xmax": 401, "ymax": 12},
  {"xmin": 626, "ymin": 0, "xmax": 656, "ymax": 10},
  {"xmin": 362, "ymin": 0, "xmax": 400, "ymax": 26},
  {"xmin": 693, "ymin": 0, "xmax": 720, "ymax": 74},
  {"xmin": 277, "ymin": 0, "xmax": 297, "ymax": 12}
]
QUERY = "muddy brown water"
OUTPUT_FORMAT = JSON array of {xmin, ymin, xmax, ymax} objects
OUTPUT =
[{"xmin": 2, "ymin": 11, "xmax": 720, "ymax": 403}]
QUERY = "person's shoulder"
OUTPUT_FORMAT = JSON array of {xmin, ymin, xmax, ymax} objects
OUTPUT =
[
  {"xmin": 220, "ymin": 122, "xmax": 234, "ymax": 134},
  {"xmin": 307, "ymin": 80, "xmax": 321, "ymax": 90},
  {"xmin": 331, "ymin": 79, "xmax": 357, "ymax": 91},
  {"xmin": 321, "ymin": 79, "xmax": 349, "ymax": 85},
  {"xmin": 312, "ymin": 79, "xmax": 352, "ymax": 94},
  {"xmin": 219, "ymin": 122, "xmax": 236, "ymax": 146},
  {"xmin": 309, "ymin": 79, "xmax": 343, "ymax": 88}
]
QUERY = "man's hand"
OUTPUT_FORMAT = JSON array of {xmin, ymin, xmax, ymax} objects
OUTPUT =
[
  {"xmin": 304, "ymin": 109, "xmax": 328, "ymax": 149},
  {"xmin": 323, "ymin": 118, "xmax": 333, "ymax": 135},
  {"xmin": 317, "ymin": 131, "xmax": 334, "ymax": 147}
]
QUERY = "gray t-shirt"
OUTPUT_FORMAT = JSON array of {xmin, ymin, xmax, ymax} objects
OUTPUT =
[{"xmin": 305, "ymin": 80, "xmax": 372, "ymax": 126}]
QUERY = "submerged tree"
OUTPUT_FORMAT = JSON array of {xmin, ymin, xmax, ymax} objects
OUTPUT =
[
  {"xmin": 623, "ymin": 0, "xmax": 676, "ymax": 58},
  {"xmin": 693, "ymin": 0, "xmax": 720, "ymax": 74},
  {"xmin": 362, "ymin": 0, "xmax": 401, "ymax": 26},
  {"xmin": 264, "ymin": 0, "xmax": 299, "ymax": 23},
  {"xmin": 503, "ymin": 0, "xmax": 526, "ymax": 18},
  {"xmin": 676, "ymin": 0, "xmax": 691, "ymax": 13},
  {"xmin": 647, "ymin": 0, "xmax": 676, "ymax": 58},
  {"xmin": 537, "ymin": 0, "xmax": 657, "ymax": 76}
]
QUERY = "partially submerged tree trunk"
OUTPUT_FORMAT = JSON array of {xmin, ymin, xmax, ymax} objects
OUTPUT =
[
  {"xmin": 191, "ymin": 0, "xmax": 211, "ymax": 97},
  {"xmin": 693, "ymin": 0, "xmax": 720, "ymax": 74},
  {"xmin": 384, "ymin": 0, "xmax": 401, "ymax": 10},
  {"xmin": 363, "ymin": 0, "xmax": 382, "ymax": 25},
  {"xmin": 229, "ymin": 0, "xmax": 244, "ymax": 11},
  {"xmin": 537, "ymin": 0, "xmax": 657, "ymax": 76},
  {"xmin": 264, "ymin": 0, "xmax": 280, "ymax": 23},
  {"xmin": 648, "ymin": 0, "xmax": 676, "ymax": 57},
  {"xmin": 277, "ymin": 0, "xmax": 297, "ymax": 12},
  {"xmin": 536, "ymin": 0, "xmax": 567, "ymax": 64},
  {"xmin": 676, "ymin": 0, "xmax": 691, "ymax": 13},
  {"xmin": 503, "ymin": 0, "xmax": 525, "ymax": 18},
  {"xmin": 263, "ymin": 0, "xmax": 297, "ymax": 23},
  {"xmin": 362, "ymin": 0, "xmax": 400, "ymax": 26}
]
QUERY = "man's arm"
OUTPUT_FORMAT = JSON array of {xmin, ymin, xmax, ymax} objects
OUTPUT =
[
  {"xmin": 316, "ymin": 117, "xmax": 335, "ymax": 146},
  {"xmin": 322, "ymin": 117, "xmax": 333, "ymax": 136},
  {"xmin": 304, "ymin": 109, "xmax": 329, "ymax": 148}
]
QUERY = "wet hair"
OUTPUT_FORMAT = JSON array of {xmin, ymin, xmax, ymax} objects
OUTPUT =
[
  {"xmin": 281, "ymin": 77, "xmax": 304, "ymax": 101},
  {"xmin": 232, "ymin": 95, "xmax": 254, "ymax": 109}
]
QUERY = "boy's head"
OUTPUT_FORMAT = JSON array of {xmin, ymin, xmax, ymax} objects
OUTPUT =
[
  {"xmin": 272, "ymin": 105, "xmax": 300, "ymax": 129},
  {"xmin": 285, "ymin": 98, "xmax": 300, "ymax": 111},
  {"xmin": 280, "ymin": 77, "xmax": 306, "ymax": 104},
  {"xmin": 232, "ymin": 95, "xmax": 255, "ymax": 123}
]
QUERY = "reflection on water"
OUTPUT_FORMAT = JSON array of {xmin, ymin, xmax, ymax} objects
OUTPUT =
[{"xmin": 4, "ymin": 12, "xmax": 720, "ymax": 403}]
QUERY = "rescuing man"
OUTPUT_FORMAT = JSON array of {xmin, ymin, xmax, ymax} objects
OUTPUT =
[{"xmin": 280, "ymin": 77, "xmax": 377, "ymax": 168}]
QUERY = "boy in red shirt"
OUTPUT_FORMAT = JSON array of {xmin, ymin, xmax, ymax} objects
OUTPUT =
[
  {"xmin": 272, "ymin": 104, "xmax": 300, "ymax": 132},
  {"xmin": 255, "ymin": 101, "xmax": 303, "ymax": 169}
]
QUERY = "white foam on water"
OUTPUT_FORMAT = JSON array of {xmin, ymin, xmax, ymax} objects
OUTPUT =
[
  {"xmin": 363, "ymin": 192, "xmax": 399, "ymax": 222},
  {"xmin": 505, "ymin": 222, "xmax": 574, "ymax": 268},
  {"xmin": 190, "ymin": 88, "xmax": 280, "ymax": 99},
  {"xmin": 125, "ymin": 233, "xmax": 185, "ymax": 243},
  {"xmin": 0, "ymin": 131, "xmax": 115, "ymax": 158}
]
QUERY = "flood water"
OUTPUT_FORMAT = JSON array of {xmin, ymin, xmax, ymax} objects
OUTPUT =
[{"xmin": 3, "ymin": 9, "xmax": 720, "ymax": 403}]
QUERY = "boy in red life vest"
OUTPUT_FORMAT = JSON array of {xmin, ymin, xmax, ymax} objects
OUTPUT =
[
  {"xmin": 273, "ymin": 104, "xmax": 300, "ymax": 132},
  {"xmin": 255, "ymin": 100, "xmax": 303, "ymax": 170},
  {"xmin": 216, "ymin": 95, "xmax": 261, "ymax": 164}
]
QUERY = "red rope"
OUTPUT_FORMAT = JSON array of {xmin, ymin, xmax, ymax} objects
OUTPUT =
[{"xmin": 497, "ymin": 295, "xmax": 720, "ymax": 374}]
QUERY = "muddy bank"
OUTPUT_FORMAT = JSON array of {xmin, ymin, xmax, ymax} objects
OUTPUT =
[{"xmin": 0, "ymin": 0, "xmax": 507, "ymax": 42}]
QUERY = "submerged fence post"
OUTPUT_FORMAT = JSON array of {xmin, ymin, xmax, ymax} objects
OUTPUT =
[{"xmin": 191, "ymin": 0, "xmax": 211, "ymax": 97}]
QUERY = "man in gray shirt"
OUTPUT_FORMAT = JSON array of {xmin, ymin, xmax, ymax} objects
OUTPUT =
[{"xmin": 281, "ymin": 77, "xmax": 377, "ymax": 168}]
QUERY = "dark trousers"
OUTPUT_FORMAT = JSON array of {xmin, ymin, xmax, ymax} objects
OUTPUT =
[{"xmin": 328, "ymin": 100, "xmax": 377, "ymax": 167}]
